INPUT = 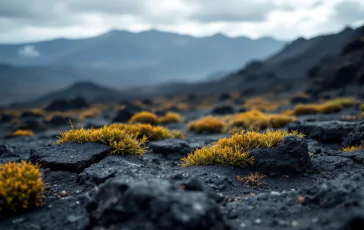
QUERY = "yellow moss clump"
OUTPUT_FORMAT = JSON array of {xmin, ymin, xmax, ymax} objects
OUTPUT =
[
  {"xmin": 291, "ymin": 98, "xmax": 357, "ymax": 115},
  {"xmin": 129, "ymin": 111, "xmax": 159, "ymax": 125},
  {"xmin": 224, "ymin": 110, "xmax": 296, "ymax": 132},
  {"xmin": 58, "ymin": 124, "xmax": 147, "ymax": 156},
  {"xmin": 187, "ymin": 116, "xmax": 226, "ymax": 133},
  {"xmin": 342, "ymin": 145, "xmax": 364, "ymax": 152},
  {"xmin": 244, "ymin": 97, "xmax": 285, "ymax": 112},
  {"xmin": 236, "ymin": 173, "xmax": 267, "ymax": 186},
  {"xmin": 360, "ymin": 104, "xmax": 364, "ymax": 111},
  {"xmin": 0, "ymin": 161, "xmax": 44, "ymax": 214},
  {"xmin": 268, "ymin": 114, "xmax": 297, "ymax": 128},
  {"xmin": 30, "ymin": 108, "xmax": 45, "ymax": 116},
  {"xmin": 182, "ymin": 130, "xmax": 304, "ymax": 167},
  {"xmin": 177, "ymin": 103, "xmax": 190, "ymax": 111},
  {"xmin": 158, "ymin": 112, "xmax": 183, "ymax": 124},
  {"xmin": 291, "ymin": 102, "xmax": 342, "ymax": 115},
  {"xmin": 327, "ymin": 97, "xmax": 357, "ymax": 107},
  {"xmin": 12, "ymin": 129, "xmax": 35, "ymax": 136},
  {"xmin": 79, "ymin": 107, "xmax": 101, "ymax": 120},
  {"xmin": 109, "ymin": 123, "xmax": 183, "ymax": 141},
  {"xmin": 199, "ymin": 97, "xmax": 215, "ymax": 108},
  {"xmin": 317, "ymin": 102, "xmax": 343, "ymax": 114}
]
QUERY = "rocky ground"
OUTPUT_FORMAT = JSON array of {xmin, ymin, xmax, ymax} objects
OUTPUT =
[{"xmin": 1, "ymin": 107, "xmax": 364, "ymax": 230}]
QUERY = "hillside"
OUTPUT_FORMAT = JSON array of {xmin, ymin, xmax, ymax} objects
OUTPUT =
[
  {"xmin": 0, "ymin": 63, "xmax": 85, "ymax": 105},
  {"xmin": 306, "ymin": 26, "xmax": 364, "ymax": 98},
  {"xmin": 33, "ymin": 81, "xmax": 121, "ymax": 105},
  {"xmin": 197, "ymin": 26, "xmax": 361, "ymax": 96},
  {"xmin": 134, "ymin": 26, "xmax": 363, "ymax": 98}
]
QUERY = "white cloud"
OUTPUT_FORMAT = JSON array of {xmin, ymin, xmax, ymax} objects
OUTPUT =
[
  {"xmin": 0, "ymin": 0, "xmax": 363, "ymax": 43},
  {"xmin": 18, "ymin": 45, "xmax": 40, "ymax": 58}
]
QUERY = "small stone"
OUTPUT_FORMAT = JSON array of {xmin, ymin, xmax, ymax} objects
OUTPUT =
[
  {"xmin": 254, "ymin": 218, "xmax": 262, "ymax": 225},
  {"xmin": 67, "ymin": 215, "xmax": 83, "ymax": 223},
  {"xmin": 29, "ymin": 224, "xmax": 41, "ymax": 230},
  {"xmin": 59, "ymin": 190, "xmax": 68, "ymax": 197},
  {"xmin": 12, "ymin": 217, "xmax": 25, "ymax": 224},
  {"xmin": 291, "ymin": 221, "xmax": 298, "ymax": 227},
  {"xmin": 270, "ymin": 191, "xmax": 281, "ymax": 196},
  {"xmin": 278, "ymin": 220, "xmax": 289, "ymax": 227}
]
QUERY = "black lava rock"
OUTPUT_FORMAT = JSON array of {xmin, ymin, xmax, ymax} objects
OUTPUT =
[
  {"xmin": 250, "ymin": 136, "xmax": 311, "ymax": 175},
  {"xmin": 112, "ymin": 108, "xmax": 135, "ymax": 123},
  {"xmin": 148, "ymin": 138, "xmax": 202, "ymax": 155},
  {"xmin": 0, "ymin": 144, "xmax": 10, "ymax": 156},
  {"xmin": 291, "ymin": 95, "xmax": 310, "ymax": 104},
  {"xmin": 300, "ymin": 172, "xmax": 364, "ymax": 209},
  {"xmin": 118, "ymin": 101, "xmax": 145, "ymax": 112},
  {"xmin": 18, "ymin": 118, "xmax": 45, "ymax": 131},
  {"xmin": 141, "ymin": 98, "xmax": 153, "ymax": 106},
  {"xmin": 87, "ymin": 177, "xmax": 230, "ymax": 230},
  {"xmin": 288, "ymin": 120, "xmax": 364, "ymax": 145},
  {"xmin": 337, "ymin": 150, "xmax": 364, "ymax": 164},
  {"xmin": 45, "ymin": 97, "xmax": 89, "ymax": 112},
  {"xmin": 211, "ymin": 105, "xmax": 235, "ymax": 115},
  {"xmin": 218, "ymin": 93, "xmax": 231, "ymax": 101},
  {"xmin": 20, "ymin": 111, "xmax": 43, "ymax": 118},
  {"xmin": 0, "ymin": 114, "xmax": 13, "ymax": 123},
  {"xmin": 47, "ymin": 115, "xmax": 72, "ymax": 126},
  {"xmin": 77, "ymin": 156, "xmax": 142, "ymax": 186},
  {"xmin": 30, "ymin": 142, "xmax": 112, "ymax": 173}
]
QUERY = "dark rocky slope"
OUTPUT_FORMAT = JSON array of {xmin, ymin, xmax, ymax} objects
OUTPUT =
[
  {"xmin": 306, "ymin": 26, "xmax": 364, "ymax": 99},
  {"xmin": 132, "ymin": 25, "xmax": 363, "ymax": 98}
]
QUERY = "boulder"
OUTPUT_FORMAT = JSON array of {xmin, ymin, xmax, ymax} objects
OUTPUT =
[
  {"xmin": 118, "ymin": 101, "xmax": 145, "ymax": 112},
  {"xmin": 0, "ymin": 114, "xmax": 13, "ymax": 123},
  {"xmin": 250, "ymin": 136, "xmax": 311, "ymax": 175},
  {"xmin": 20, "ymin": 111, "xmax": 43, "ymax": 118},
  {"xmin": 18, "ymin": 118, "xmax": 45, "ymax": 131},
  {"xmin": 87, "ymin": 177, "xmax": 230, "ymax": 230},
  {"xmin": 45, "ymin": 97, "xmax": 89, "ymax": 112},
  {"xmin": 0, "ymin": 144, "xmax": 18, "ymax": 157},
  {"xmin": 30, "ymin": 142, "xmax": 112, "ymax": 173},
  {"xmin": 78, "ymin": 156, "xmax": 142, "ymax": 186},
  {"xmin": 141, "ymin": 98, "xmax": 153, "ymax": 106},
  {"xmin": 47, "ymin": 115, "xmax": 72, "ymax": 126},
  {"xmin": 148, "ymin": 138, "xmax": 202, "ymax": 155},
  {"xmin": 112, "ymin": 108, "xmax": 135, "ymax": 123},
  {"xmin": 288, "ymin": 120, "xmax": 364, "ymax": 145},
  {"xmin": 218, "ymin": 93, "xmax": 231, "ymax": 101},
  {"xmin": 300, "ymin": 172, "xmax": 364, "ymax": 208},
  {"xmin": 336, "ymin": 150, "xmax": 364, "ymax": 164},
  {"xmin": 211, "ymin": 105, "xmax": 235, "ymax": 115}
]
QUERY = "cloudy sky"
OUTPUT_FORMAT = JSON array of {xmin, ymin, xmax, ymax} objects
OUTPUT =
[{"xmin": 0, "ymin": 0, "xmax": 363, "ymax": 43}]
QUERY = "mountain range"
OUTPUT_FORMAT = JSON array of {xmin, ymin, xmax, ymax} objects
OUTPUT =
[
  {"xmin": 1, "ymin": 25, "xmax": 364, "ymax": 106},
  {"xmin": 112, "ymin": 26, "xmax": 363, "ymax": 101},
  {"xmin": 0, "ymin": 30, "xmax": 285, "ymax": 105}
]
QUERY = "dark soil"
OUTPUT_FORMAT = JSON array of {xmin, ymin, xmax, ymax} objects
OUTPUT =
[{"xmin": 1, "ymin": 108, "xmax": 364, "ymax": 230}]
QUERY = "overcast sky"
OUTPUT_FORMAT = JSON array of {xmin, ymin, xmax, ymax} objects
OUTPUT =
[{"xmin": 0, "ymin": 0, "xmax": 363, "ymax": 43}]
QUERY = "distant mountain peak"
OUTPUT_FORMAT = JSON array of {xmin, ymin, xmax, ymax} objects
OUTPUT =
[
  {"xmin": 68, "ymin": 81, "xmax": 106, "ymax": 89},
  {"xmin": 33, "ymin": 80, "xmax": 121, "ymax": 104},
  {"xmin": 342, "ymin": 26, "xmax": 354, "ymax": 33},
  {"xmin": 210, "ymin": 33, "xmax": 228, "ymax": 39},
  {"xmin": 99, "ymin": 29, "xmax": 129, "ymax": 37}
]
